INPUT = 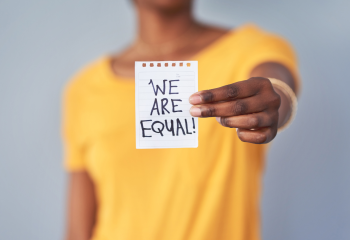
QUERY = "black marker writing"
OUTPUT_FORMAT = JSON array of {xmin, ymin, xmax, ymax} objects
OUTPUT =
[
  {"xmin": 149, "ymin": 79, "xmax": 167, "ymax": 96},
  {"xmin": 161, "ymin": 98, "xmax": 170, "ymax": 114},
  {"xmin": 184, "ymin": 119, "xmax": 192, "ymax": 134},
  {"xmin": 151, "ymin": 121, "xmax": 165, "ymax": 136},
  {"xmin": 165, "ymin": 119, "xmax": 175, "ymax": 136},
  {"xmin": 140, "ymin": 118, "xmax": 195, "ymax": 137},
  {"xmin": 150, "ymin": 98, "xmax": 160, "ymax": 115},
  {"xmin": 171, "ymin": 99, "xmax": 182, "ymax": 113},
  {"xmin": 150, "ymin": 98, "xmax": 182, "ymax": 115},
  {"xmin": 140, "ymin": 75, "xmax": 196, "ymax": 140},
  {"xmin": 176, "ymin": 118, "xmax": 185, "ymax": 136},
  {"xmin": 140, "ymin": 120, "xmax": 152, "ymax": 137},
  {"xmin": 192, "ymin": 117, "xmax": 196, "ymax": 133},
  {"xmin": 169, "ymin": 80, "xmax": 179, "ymax": 94}
]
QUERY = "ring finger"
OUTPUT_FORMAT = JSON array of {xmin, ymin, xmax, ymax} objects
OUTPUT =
[{"xmin": 217, "ymin": 111, "xmax": 277, "ymax": 129}]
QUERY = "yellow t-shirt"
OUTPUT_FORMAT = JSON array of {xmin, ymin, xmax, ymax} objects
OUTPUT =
[{"xmin": 63, "ymin": 24, "xmax": 299, "ymax": 240}]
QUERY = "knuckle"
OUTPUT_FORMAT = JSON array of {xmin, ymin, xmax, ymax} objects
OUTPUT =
[
  {"xmin": 247, "ymin": 117, "xmax": 259, "ymax": 128},
  {"xmin": 201, "ymin": 91, "xmax": 214, "ymax": 103},
  {"xmin": 271, "ymin": 93, "xmax": 281, "ymax": 108},
  {"xmin": 226, "ymin": 84, "xmax": 239, "ymax": 99},
  {"xmin": 260, "ymin": 78, "xmax": 273, "ymax": 92},
  {"xmin": 265, "ymin": 113, "xmax": 277, "ymax": 127},
  {"xmin": 251, "ymin": 77, "xmax": 270, "ymax": 88},
  {"xmin": 259, "ymin": 77, "xmax": 271, "ymax": 87},
  {"xmin": 201, "ymin": 106, "xmax": 216, "ymax": 117},
  {"xmin": 261, "ymin": 77, "xmax": 271, "ymax": 85},
  {"xmin": 232, "ymin": 100, "xmax": 247, "ymax": 115}
]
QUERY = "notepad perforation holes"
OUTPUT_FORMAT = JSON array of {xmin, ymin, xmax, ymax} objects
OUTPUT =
[{"xmin": 135, "ymin": 61, "xmax": 198, "ymax": 149}]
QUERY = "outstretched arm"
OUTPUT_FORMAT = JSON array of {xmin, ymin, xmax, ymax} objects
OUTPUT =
[{"xmin": 189, "ymin": 62, "xmax": 297, "ymax": 144}]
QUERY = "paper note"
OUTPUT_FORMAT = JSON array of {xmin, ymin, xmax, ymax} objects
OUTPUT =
[{"xmin": 135, "ymin": 61, "xmax": 198, "ymax": 149}]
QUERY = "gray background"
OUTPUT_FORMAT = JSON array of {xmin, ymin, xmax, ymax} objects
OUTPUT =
[{"xmin": 0, "ymin": 0, "xmax": 349, "ymax": 239}]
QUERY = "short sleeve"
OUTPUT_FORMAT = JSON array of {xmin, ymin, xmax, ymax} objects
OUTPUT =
[
  {"xmin": 62, "ymin": 76, "xmax": 87, "ymax": 171},
  {"xmin": 236, "ymin": 27, "xmax": 301, "ymax": 96}
]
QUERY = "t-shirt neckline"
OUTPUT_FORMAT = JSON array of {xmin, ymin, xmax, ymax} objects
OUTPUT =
[{"xmin": 103, "ymin": 24, "xmax": 253, "ymax": 83}]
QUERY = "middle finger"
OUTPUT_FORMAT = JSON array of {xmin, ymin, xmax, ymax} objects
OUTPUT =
[{"xmin": 189, "ymin": 96, "xmax": 267, "ymax": 117}]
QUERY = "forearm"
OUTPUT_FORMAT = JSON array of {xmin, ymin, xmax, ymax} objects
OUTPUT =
[
  {"xmin": 65, "ymin": 171, "xmax": 97, "ymax": 240},
  {"xmin": 274, "ymin": 88, "xmax": 292, "ymax": 128}
]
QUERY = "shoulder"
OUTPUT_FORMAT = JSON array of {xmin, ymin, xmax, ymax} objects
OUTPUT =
[
  {"xmin": 235, "ymin": 24, "xmax": 296, "ymax": 55},
  {"xmin": 64, "ymin": 57, "xmax": 108, "ymax": 98},
  {"xmin": 233, "ymin": 25, "xmax": 300, "ymax": 92}
]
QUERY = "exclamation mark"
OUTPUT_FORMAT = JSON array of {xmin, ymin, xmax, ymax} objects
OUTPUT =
[{"xmin": 192, "ymin": 117, "xmax": 196, "ymax": 133}]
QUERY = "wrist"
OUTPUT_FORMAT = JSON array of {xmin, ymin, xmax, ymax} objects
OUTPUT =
[{"xmin": 268, "ymin": 78, "xmax": 298, "ymax": 132}]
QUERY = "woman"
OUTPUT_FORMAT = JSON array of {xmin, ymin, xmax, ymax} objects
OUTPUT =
[{"xmin": 63, "ymin": 0, "xmax": 300, "ymax": 239}]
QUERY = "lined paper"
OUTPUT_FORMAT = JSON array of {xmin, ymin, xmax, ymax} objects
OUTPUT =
[{"xmin": 135, "ymin": 61, "xmax": 198, "ymax": 149}]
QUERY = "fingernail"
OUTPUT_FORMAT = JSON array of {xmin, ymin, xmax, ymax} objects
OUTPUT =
[
  {"xmin": 189, "ymin": 95, "xmax": 202, "ymax": 105},
  {"xmin": 190, "ymin": 107, "xmax": 201, "ymax": 117},
  {"xmin": 216, "ymin": 117, "xmax": 221, "ymax": 123}
]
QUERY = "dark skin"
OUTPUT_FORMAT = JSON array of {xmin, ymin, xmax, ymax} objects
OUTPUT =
[
  {"xmin": 65, "ymin": 0, "xmax": 297, "ymax": 239},
  {"xmin": 65, "ymin": 172, "xmax": 97, "ymax": 240}
]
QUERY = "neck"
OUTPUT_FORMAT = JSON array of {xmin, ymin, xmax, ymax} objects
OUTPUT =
[{"xmin": 135, "ymin": 3, "xmax": 197, "ymax": 45}]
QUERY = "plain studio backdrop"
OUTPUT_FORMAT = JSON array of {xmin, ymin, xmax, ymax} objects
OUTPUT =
[{"xmin": 1, "ymin": 0, "xmax": 349, "ymax": 239}]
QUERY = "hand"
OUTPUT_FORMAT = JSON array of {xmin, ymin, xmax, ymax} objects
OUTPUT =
[{"xmin": 189, "ymin": 77, "xmax": 281, "ymax": 144}]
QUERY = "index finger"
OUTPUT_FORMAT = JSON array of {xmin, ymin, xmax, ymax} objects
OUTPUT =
[{"xmin": 189, "ymin": 77, "xmax": 266, "ymax": 105}]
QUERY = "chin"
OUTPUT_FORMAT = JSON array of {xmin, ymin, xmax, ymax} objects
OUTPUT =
[{"xmin": 135, "ymin": 0, "xmax": 193, "ymax": 12}]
